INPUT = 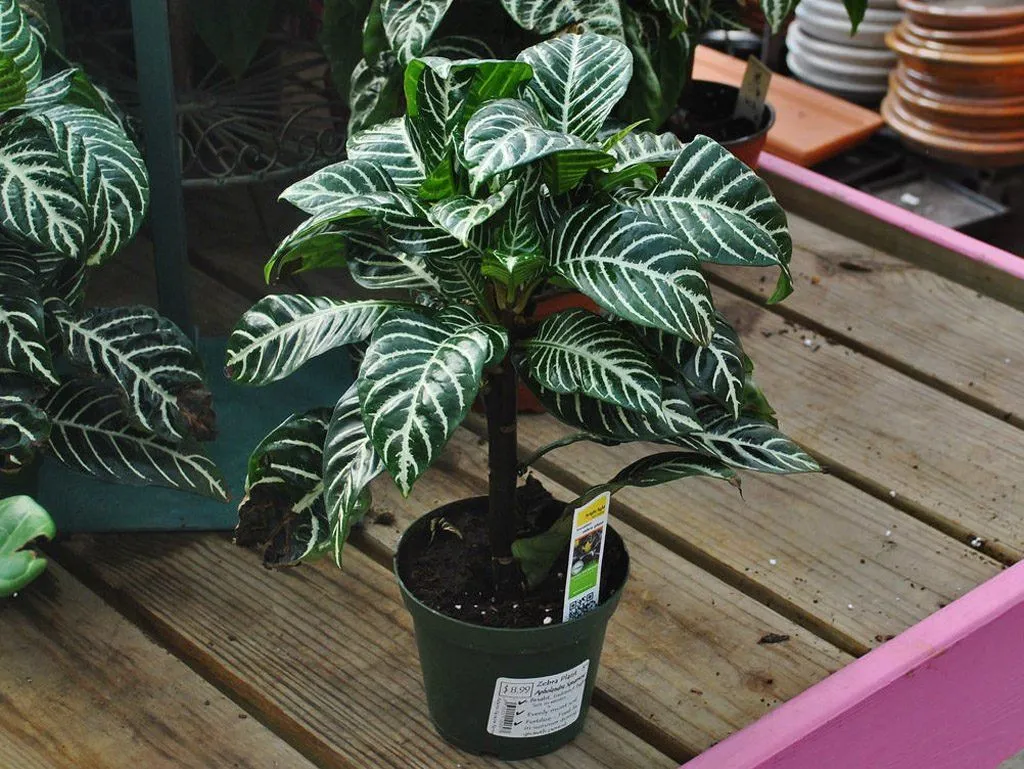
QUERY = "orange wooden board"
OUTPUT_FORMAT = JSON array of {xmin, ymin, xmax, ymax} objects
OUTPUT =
[{"xmin": 693, "ymin": 46, "xmax": 885, "ymax": 167}]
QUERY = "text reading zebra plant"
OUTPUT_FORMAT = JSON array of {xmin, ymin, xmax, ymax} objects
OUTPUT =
[
  {"xmin": 0, "ymin": 0, "xmax": 226, "ymax": 501},
  {"xmin": 228, "ymin": 32, "xmax": 817, "ymax": 590}
]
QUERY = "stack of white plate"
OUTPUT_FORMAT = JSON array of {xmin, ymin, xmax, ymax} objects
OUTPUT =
[{"xmin": 787, "ymin": 0, "xmax": 903, "ymax": 103}]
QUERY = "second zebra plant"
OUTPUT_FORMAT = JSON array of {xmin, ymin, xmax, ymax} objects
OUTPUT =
[{"xmin": 227, "ymin": 31, "xmax": 815, "ymax": 581}]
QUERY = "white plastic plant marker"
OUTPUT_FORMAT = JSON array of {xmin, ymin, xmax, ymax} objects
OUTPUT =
[
  {"xmin": 486, "ymin": 660, "xmax": 591, "ymax": 738},
  {"xmin": 561, "ymin": 491, "xmax": 610, "ymax": 623},
  {"xmin": 735, "ymin": 56, "xmax": 773, "ymax": 124}
]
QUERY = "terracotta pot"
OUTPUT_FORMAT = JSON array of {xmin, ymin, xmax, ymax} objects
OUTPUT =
[
  {"xmin": 889, "ymin": 70, "xmax": 1024, "ymax": 130},
  {"xmin": 903, "ymin": 18, "xmax": 1024, "ymax": 46},
  {"xmin": 668, "ymin": 80, "xmax": 776, "ymax": 169},
  {"xmin": 887, "ymin": 27, "xmax": 1024, "ymax": 97},
  {"xmin": 881, "ymin": 95, "xmax": 1024, "ymax": 166},
  {"xmin": 895, "ymin": 60, "xmax": 1024, "ymax": 99},
  {"xmin": 886, "ymin": 91, "xmax": 1024, "ymax": 140},
  {"xmin": 897, "ymin": 0, "xmax": 1024, "ymax": 31}
]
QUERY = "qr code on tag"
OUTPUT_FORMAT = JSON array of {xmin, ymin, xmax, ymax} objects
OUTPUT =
[{"xmin": 565, "ymin": 593, "xmax": 597, "ymax": 621}]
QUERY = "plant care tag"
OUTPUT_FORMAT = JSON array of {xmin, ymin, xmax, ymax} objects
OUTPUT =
[
  {"xmin": 734, "ymin": 55, "xmax": 772, "ymax": 124},
  {"xmin": 486, "ymin": 660, "xmax": 591, "ymax": 738},
  {"xmin": 561, "ymin": 491, "xmax": 610, "ymax": 623}
]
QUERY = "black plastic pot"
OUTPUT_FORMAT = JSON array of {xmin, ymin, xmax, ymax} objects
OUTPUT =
[
  {"xmin": 395, "ymin": 497, "xmax": 629, "ymax": 759},
  {"xmin": 668, "ymin": 79, "xmax": 776, "ymax": 168}
]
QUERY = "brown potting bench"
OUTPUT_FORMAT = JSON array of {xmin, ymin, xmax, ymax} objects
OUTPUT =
[{"xmin": 3, "ymin": 165, "xmax": 1023, "ymax": 768}]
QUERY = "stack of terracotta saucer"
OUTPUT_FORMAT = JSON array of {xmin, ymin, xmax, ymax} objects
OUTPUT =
[{"xmin": 884, "ymin": 0, "xmax": 1024, "ymax": 166}]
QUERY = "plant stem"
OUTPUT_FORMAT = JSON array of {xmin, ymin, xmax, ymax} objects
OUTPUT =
[{"xmin": 485, "ymin": 357, "xmax": 524, "ymax": 597}]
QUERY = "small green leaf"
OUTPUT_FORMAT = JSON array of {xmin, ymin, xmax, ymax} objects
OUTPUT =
[
  {"xmin": 0, "ymin": 495, "xmax": 54, "ymax": 597},
  {"xmin": 512, "ymin": 508, "xmax": 572, "ymax": 589}
]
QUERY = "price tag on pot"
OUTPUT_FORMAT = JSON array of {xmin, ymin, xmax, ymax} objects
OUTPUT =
[
  {"xmin": 486, "ymin": 660, "xmax": 591, "ymax": 738},
  {"xmin": 734, "ymin": 55, "xmax": 772, "ymax": 124},
  {"xmin": 561, "ymin": 491, "xmax": 610, "ymax": 624}
]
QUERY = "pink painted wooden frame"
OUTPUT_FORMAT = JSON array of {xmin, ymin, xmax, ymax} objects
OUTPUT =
[
  {"xmin": 683, "ymin": 560, "xmax": 1024, "ymax": 769},
  {"xmin": 759, "ymin": 153, "xmax": 1024, "ymax": 283}
]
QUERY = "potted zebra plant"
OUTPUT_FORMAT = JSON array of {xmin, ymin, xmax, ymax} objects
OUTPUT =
[
  {"xmin": 0, "ymin": 0, "xmax": 226, "ymax": 506},
  {"xmin": 227, "ymin": 32, "xmax": 816, "ymax": 758}
]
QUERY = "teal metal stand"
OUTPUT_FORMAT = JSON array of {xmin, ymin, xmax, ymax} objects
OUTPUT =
[{"xmin": 129, "ymin": 0, "xmax": 193, "ymax": 333}]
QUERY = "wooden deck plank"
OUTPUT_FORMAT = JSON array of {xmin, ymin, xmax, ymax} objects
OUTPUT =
[
  {"xmin": 52, "ymin": 536, "xmax": 673, "ymax": 769},
  {"xmin": 708, "ymin": 213, "xmax": 1024, "ymax": 429},
  {"xmin": 468, "ymin": 413, "xmax": 1001, "ymax": 655},
  {"xmin": 709, "ymin": 291, "xmax": 1024, "ymax": 563},
  {"xmin": 0, "ymin": 562, "xmax": 315, "ymax": 769},
  {"xmin": 357, "ymin": 431, "xmax": 851, "ymax": 758}
]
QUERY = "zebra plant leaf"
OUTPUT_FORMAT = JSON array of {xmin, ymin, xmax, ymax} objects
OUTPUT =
[
  {"xmin": 380, "ymin": 0, "xmax": 454, "ymax": 65},
  {"xmin": 463, "ymin": 98, "xmax": 613, "ymax": 192},
  {"xmin": 636, "ymin": 313, "xmax": 746, "ymax": 418},
  {"xmin": 348, "ymin": 55, "xmax": 403, "ymax": 134},
  {"xmin": 483, "ymin": 174, "xmax": 545, "ymax": 287},
  {"xmin": 58, "ymin": 306, "xmax": 209, "ymax": 442},
  {"xmin": 385, "ymin": 208, "xmax": 467, "ymax": 261},
  {"xmin": 226, "ymin": 296, "xmax": 407, "ymax": 386},
  {"xmin": 522, "ymin": 369, "xmax": 699, "ymax": 442},
  {"xmin": 0, "ymin": 270, "xmax": 57, "ymax": 384},
  {"xmin": 357, "ymin": 305, "xmax": 508, "ymax": 494},
  {"xmin": 279, "ymin": 158, "xmax": 399, "ymax": 216},
  {"xmin": 549, "ymin": 203, "xmax": 714, "ymax": 344},
  {"xmin": 427, "ymin": 183, "xmax": 515, "ymax": 246},
  {"xmin": 347, "ymin": 230, "xmax": 439, "ymax": 290},
  {"xmin": 759, "ymin": 0, "xmax": 799, "ymax": 31},
  {"xmin": 675, "ymin": 406, "xmax": 820, "ymax": 475},
  {"xmin": 519, "ymin": 309, "xmax": 662, "ymax": 415},
  {"xmin": 347, "ymin": 117, "xmax": 426, "ymax": 189},
  {"xmin": 423, "ymin": 252, "xmax": 488, "ymax": 304},
  {"xmin": 0, "ymin": 393, "xmax": 49, "ymax": 467},
  {"xmin": 235, "ymin": 408, "xmax": 332, "ymax": 567},
  {"xmin": 517, "ymin": 33, "xmax": 632, "ymax": 142},
  {"xmin": 33, "ymin": 105, "xmax": 148, "ymax": 265},
  {"xmin": 498, "ymin": 0, "xmax": 624, "ymax": 36},
  {"xmin": 0, "ymin": 0, "xmax": 42, "ymax": 90},
  {"xmin": 45, "ymin": 380, "xmax": 228, "ymax": 499},
  {"xmin": 323, "ymin": 383, "xmax": 384, "ymax": 565},
  {"xmin": 0, "ymin": 117, "xmax": 88, "ymax": 258},
  {"xmin": 609, "ymin": 130, "xmax": 683, "ymax": 171},
  {"xmin": 605, "ymin": 450, "xmax": 737, "ymax": 490},
  {"xmin": 629, "ymin": 136, "xmax": 793, "ymax": 303}
]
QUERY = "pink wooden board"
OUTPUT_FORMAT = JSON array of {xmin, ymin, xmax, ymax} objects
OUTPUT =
[
  {"xmin": 760, "ymin": 153, "xmax": 1024, "ymax": 283},
  {"xmin": 682, "ymin": 560, "xmax": 1024, "ymax": 769}
]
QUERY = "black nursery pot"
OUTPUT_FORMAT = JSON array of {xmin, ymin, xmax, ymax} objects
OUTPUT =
[
  {"xmin": 668, "ymin": 79, "xmax": 776, "ymax": 168},
  {"xmin": 395, "ymin": 496, "xmax": 630, "ymax": 760}
]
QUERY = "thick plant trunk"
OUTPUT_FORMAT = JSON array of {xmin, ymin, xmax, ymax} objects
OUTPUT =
[{"xmin": 485, "ymin": 360, "xmax": 523, "ymax": 597}]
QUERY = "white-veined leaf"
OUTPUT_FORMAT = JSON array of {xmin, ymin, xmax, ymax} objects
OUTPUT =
[
  {"xmin": 630, "ymin": 136, "xmax": 793, "ymax": 302},
  {"xmin": 423, "ymin": 252, "xmax": 488, "ymax": 304},
  {"xmin": 498, "ymin": 0, "xmax": 624, "ymax": 37},
  {"xmin": 0, "ymin": 117, "xmax": 88, "ymax": 258},
  {"xmin": 347, "ymin": 229, "xmax": 439, "ymax": 290},
  {"xmin": 0, "ymin": 0, "xmax": 41, "ymax": 89},
  {"xmin": 235, "ymin": 408, "xmax": 332, "ymax": 566},
  {"xmin": 226, "ymin": 295, "xmax": 407, "ymax": 385},
  {"xmin": 424, "ymin": 35, "xmax": 494, "ymax": 59},
  {"xmin": 675, "ymin": 406, "xmax": 820, "ymax": 474},
  {"xmin": 45, "ymin": 380, "xmax": 228, "ymax": 499},
  {"xmin": 549, "ymin": 203, "xmax": 714, "ymax": 344},
  {"xmin": 606, "ymin": 450, "xmax": 737, "ymax": 489},
  {"xmin": 462, "ymin": 98, "xmax": 614, "ymax": 192},
  {"xmin": 33, "ymin": 105, "xmax": 148, "ymax": 265},
  {"xmin": 521, "ymin": 367, "xmax": 699, "ymax": 441},
  {"xmin": 520, "ymin": 309, "xmax": 661, "ymax": 415},
  {"xmin": 58, "ymin": 306, "xmax": 208, "ymax": 442},
  {"xmin": 483, "ymin": 174, "xmax": 545, "ymax": 287},
  {"xmin": 760, "ymin": 0, "xmax": 799, "ymax": 32},
  {"xmin": 346, "ymin": 116, "xmax": 426, "ymax": 189},
  {"xmin": 0, "ymin": 263, "xmax": 56, "ymax": 384},
  {"xmin": 16, "ymin": 68, "xmax": 77, "ymax": 112},
  {"xmin": 380, "ymin": 0, "xmax": 454, "ymax": 65},
  {"xmin": 323, "ymin": 383, "xmax": 384, "ymax": 565},
  {"xmin": 427, "ymin": 182, "xmax": 515, "ymax": 246},
  {"xmin": 610, "ymin": 130, "xmax": 683, "ymax": 170},
  {"xmin": 348, "ymin": 55, "xmax": 403, "ymax": 134},
  {"xmin": 357, "ymin": 305, "xmax": 508, "ymax": 494},
  {"xmin": 385, "ymin": 206, "xmax": 467, "ymax": 261},
  {"xmin": 279, "ymin": 158, "xmax": 398, "ymax": 216},
  {"xmin": 635, "ymin": 312, "xmax": 745, "ymax": 418},
  {"xmin": 0, "ymin": 392, "xmax": 49, "ymax": 467},
  {"xmin": 517, "ymin": 33, "xmax": 632, "ymax": 142}
]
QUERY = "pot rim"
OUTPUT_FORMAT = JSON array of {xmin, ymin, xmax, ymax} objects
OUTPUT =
[{"xmin": 686, "ymin": 80, "xmax": 777, "ymax": 146}]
